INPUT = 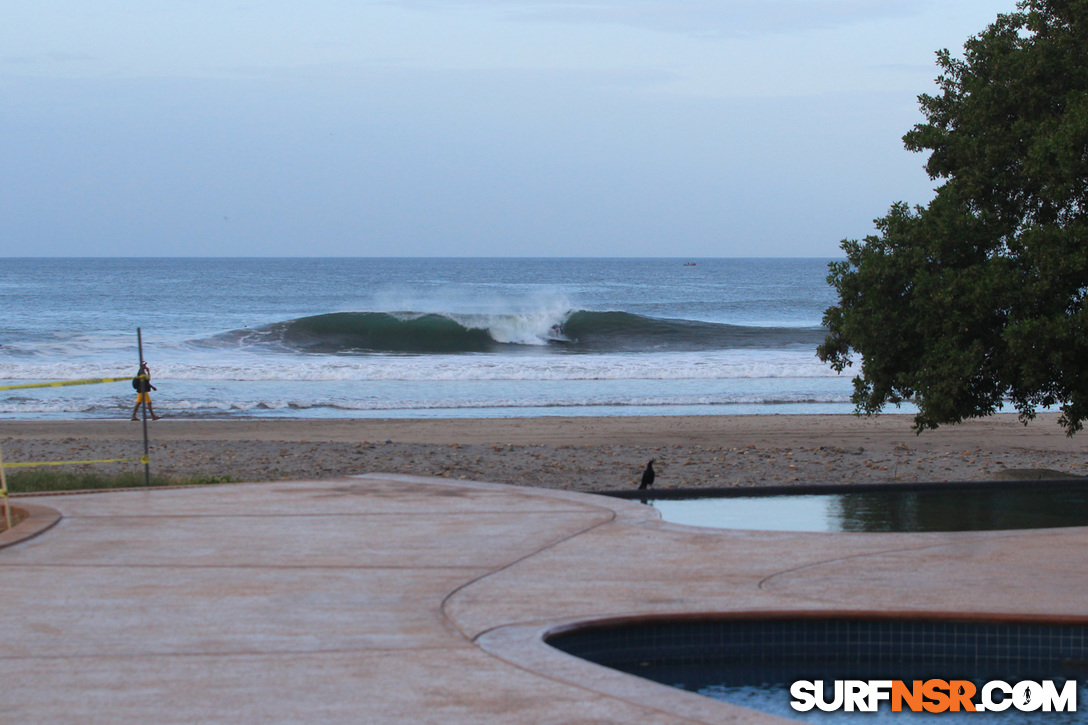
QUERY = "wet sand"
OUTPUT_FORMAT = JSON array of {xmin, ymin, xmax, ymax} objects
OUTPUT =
[{"xmin": 2, "ymin": 413, "xmax": 1085, "ymax": 492}]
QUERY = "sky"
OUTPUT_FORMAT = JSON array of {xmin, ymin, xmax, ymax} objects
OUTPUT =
[{"xmin": 0, "ymin": 0, "xmax": 1017, "ymax": 257}]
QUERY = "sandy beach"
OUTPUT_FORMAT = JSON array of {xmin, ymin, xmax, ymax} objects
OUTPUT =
[{"xmin": 2, "ymin": 413, "xmax": 1085, "ymax": 492}]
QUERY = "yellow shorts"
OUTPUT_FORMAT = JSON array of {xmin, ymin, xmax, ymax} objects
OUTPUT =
[{"xmin": 136, "ymin": 392, "xmax": 151, "ymax": 404}]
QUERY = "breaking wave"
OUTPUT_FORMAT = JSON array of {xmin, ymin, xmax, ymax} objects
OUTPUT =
[{"xmin": 209, "ymin": 310, "xmax": 825, "ymax": 354}]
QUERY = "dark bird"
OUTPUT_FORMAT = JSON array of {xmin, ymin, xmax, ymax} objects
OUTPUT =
[{"xmin": 638, "ymin": 459, "xmax": 656, "ymax": 490}]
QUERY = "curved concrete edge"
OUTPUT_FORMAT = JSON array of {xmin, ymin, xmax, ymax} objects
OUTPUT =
[
  {"xmin": 354, "ymin": 472, "xmax": 665, "ymax": 526},
  {"xmin": 0, "ymin": 502, "xmax": 61, "ymax": 550},
  {"xmin": 476, "ymin": 619, "xmax": 798, "ymax": 725},
  {"xmin": 539, "ymin": 609, "xmax": 1088, "ymax": 634}
]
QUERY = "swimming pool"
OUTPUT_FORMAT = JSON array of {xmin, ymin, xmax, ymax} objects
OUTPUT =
[
  {"xmin": 547, "ymin": 616, "xmax": 1088, "ymax": 723},
  {"xmin": 626, "ymin": 480, "xmax": 1088, "ymax": 533}
]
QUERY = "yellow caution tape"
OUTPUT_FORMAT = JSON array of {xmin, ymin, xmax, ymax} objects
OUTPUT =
[
  {"xmin": 0, "ymin": 375, "xmax": 142, "ymax": 392},
  {"xmin": 2, "ymin": 456, "xmax": 149, "ymax": 469}
]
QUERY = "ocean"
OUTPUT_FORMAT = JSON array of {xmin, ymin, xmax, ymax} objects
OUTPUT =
[{"xmin": 0, "ymin": 257, "xmax": 853, "ymax": 420}]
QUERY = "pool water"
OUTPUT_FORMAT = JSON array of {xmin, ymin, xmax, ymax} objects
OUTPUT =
[
  {"xmin": 650, "ymin": 481, "xmax": 1088, "ymax": 533},
  {"xmin": 547, "ymin": 618, "xmax": 1088, "ymax": 724}
]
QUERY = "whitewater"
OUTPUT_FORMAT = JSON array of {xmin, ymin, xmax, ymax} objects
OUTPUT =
[{"xmin": 0, "ymin": 258, "xmax": 851, "ymax": 419}]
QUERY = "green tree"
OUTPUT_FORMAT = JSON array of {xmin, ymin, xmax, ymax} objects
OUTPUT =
[{"xmin": 819, "ymin": 0, "xmax": 1088, "ymax": 434}]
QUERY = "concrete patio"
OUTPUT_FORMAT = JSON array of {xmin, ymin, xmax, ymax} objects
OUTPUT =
[{"xmin": 4, "ymin": 475, "xmax": 1088, "ymax": 723}]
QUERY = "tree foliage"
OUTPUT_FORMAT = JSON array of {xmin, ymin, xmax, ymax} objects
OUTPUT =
[{"xmin": 818, "ymin": 0, "xmax": 1088, "ymax": 434}]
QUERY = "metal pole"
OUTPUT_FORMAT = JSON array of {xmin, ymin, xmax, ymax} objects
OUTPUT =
[
  {"xmin": 0, "ymin": 443, "xmax": 11, "ymax": 531},
  {"xmin": 138, "ymin": 328, "xmax": 151, "ymax": 487}
]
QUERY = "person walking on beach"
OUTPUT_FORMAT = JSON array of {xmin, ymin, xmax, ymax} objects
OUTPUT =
[{"xmin": 131, "ymin": 362, "xmax": 161, "ymax": 421}]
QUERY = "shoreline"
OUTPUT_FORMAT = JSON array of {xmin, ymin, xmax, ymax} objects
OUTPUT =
[{"xmin": 1, "ymin": 413, "xmax": 1085, "ymax": 492}]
